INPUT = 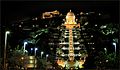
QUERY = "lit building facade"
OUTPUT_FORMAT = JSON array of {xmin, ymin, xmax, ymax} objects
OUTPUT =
[{"xmin": 56, "ymin": 10, "xmax": 88, "ymax": 69}]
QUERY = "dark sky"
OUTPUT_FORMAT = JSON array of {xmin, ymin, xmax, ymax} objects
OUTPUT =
[{"xmin": 2, "ymin": 1, "xmax": 119, "ymax": 24}]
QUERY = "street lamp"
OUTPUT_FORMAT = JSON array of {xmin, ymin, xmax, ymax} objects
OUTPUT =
[
  {"xmin": 104, "ymin": 48, "xmax": 107, "ymax": 53},
  {"xmin": 4, "ymin": 31, "xmax": 10, "ymax": 70},
  {"xmin": 46, "ymin": 54, "xmax": 49, "ymax": 61},
  {"xmin": 34, "ymin": 48, "xmax": 38, "ymax": 56},
  {"xmin": 113, "ymin": 42, "xmax": 116, "ymax": 54},
  {"xmin": 41, "ymin": 51, "xmax": 44, "ymax": 58},
  {"xmin": 34, "ymin": 48, "xmax": 38, "ymax": 70},
  {"xmin": 24, "ymin": 42, "xmax": 27, "ymax": 53},
  {"xmin": 31, "ymin": 48, "xmax": 33, "ymax": 54}
]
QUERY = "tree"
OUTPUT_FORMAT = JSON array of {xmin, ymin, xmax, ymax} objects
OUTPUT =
[
  {"xmin": 37, "ymin": 57, "xmax": 47, "ymax": 69},
  {"xmin": 8, "ymin": 45, "xmax": 28, "ymax": 69},
  {"xmin": 94, "ymin": 51, "xmax": 118, "ymax": 69}
]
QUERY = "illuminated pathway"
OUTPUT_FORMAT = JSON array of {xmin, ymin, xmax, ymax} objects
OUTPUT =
[{"xmin": 68, "ymin": 29, "xmax": 74, "ymax": 61}]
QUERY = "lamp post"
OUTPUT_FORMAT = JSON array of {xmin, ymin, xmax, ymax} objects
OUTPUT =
[
  {"xmin": 31, "ymin": 48, "xmax": 33, "ymax": 55},
  {"xmin": 4, "ymin": 31, "xmax": 10, "ymax": 70},
  {"xmin": 34, "ymin": 48, "xmax": 38, "ymax": 56},
  {"xmin": 41, "ymin": 51, "xmax": 44, "ymax": 58},
  {"xmin": 104, "ymin": 48, "xmax": 107, "ymax": 53},
  {"xmin": 34, "ymin": 48, "xmax": 38, "ymax": 69},
  {"xmin": 23, "ymin": 42, "xmax": 27, "ymax": 53},
  {"xmin": 113, "ymin": 42, "xmax": 116, "ymax": 54},
  {"xmin": 46, "ymin": 54, "xmax": 49, "ymax": 61}
]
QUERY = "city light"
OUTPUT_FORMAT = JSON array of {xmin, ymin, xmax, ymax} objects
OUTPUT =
[
  {"xmin": 21, "ymin": 57, "xmax": 24, "ymax": 60},
  {"xmin": 95, "ymin": 24, "xmax": 97, "ymax": 26},
  {"xmin": 113, "ymin": 42, "xmax": 116, "ymax": 53},
  {"xmin": 41, "ymin": 51, "xmax": 44, "ymax": 58},
  {"xmin": 3, "ymin": 6, "xmax": 118, "ymax": 69},
  {"xmin": 86, "ymin": 13, "xmax": 89, "ymax": 15},
  {"xmin": 35, "ymin": 48, "xmax": 38, "ymax": 51},
  {"xmin": 74, "ymin": 42, "xmax": 80, "ymax": 44},
  {"xmin": 35, "ymin": 48, "xmax": 38, "ymax": 56},
  {"xmin": 29, "ymin": 56, "xmax": 34, "ymax": 59},
  {"xmin": 6, "ymin": 31, "xmax": 10, "ymax": 34},
  {"xmin": 46, "ymin": 54, "xmax": 49, "ymax": 60},
  {"xmin": 31, "ymin": 48, "xmax": 33, "ymax": 51},
  {"xmin": 4, "ymin": 31, "xmax": 10, "ymax": 70},
  {"xmin": 91, "ymin": 35, "xmax": 93, "ymax": 37},
  {"xmin": 46, "ymin": 54, "xmax": 49, "ymax": 57},
  {"xmin": 84, "ymin": 22, "xmax": 88, "ymax": 25},
  {"xmin": 99, "ymin": 13, "xmax": 101, "ymax": 16},
  {"xmin": 100, "ymin": 25, "xmax": 107, "ymax": 29},
  {"xmin": 106, "ymin": 60, "xmax": 108, "ymax": 62},
  {"xmin": 62, "ymin": 47, "xmax": 68, "ymax": 50},
  {"xmin": 24, "ymin": 42, "xmax": 28, "ymax": 53},
  {"xmin": 75, "ymin": 47, "xmax": 81, "ymax": 50}
]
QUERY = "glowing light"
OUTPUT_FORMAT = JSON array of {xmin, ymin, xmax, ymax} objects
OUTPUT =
[
  {"xmin": 100, "ymin": 25, "xmax": 107, "ymax": 29},
  {"xmin": 59, "ymin": 42, "xmax": 69, "ymax": 44},
  {"xmin": 75, "ymin": 47, "xmax": 81, "ymax": 50},
  {"xmin": 21, "ymin": 57, "xmax": 24, "ymax": 60},
  {"xmin": 91, "ymin": 35, "xmax": 93, "ymax": 37},
  {"xmin": 24, "ymin": 42, "xmax": 27, "ymax": 53},
  {"xmin": 35, "ymin": 17, "xmax": 38, "ymax": 20},
  {"xmin": 41, "ymin": 51, "xmax": 44, "ymax": 54},
  {"xmin": 92, "ymin": 48, "xmax": 95, "ymax": 50},
  {"xmin": 84, "ymin": 22, "xmax": 88, "ymax": 25},
  {"xmin": 6, "ymin": 31, "xmax": 10, "ymax": 34},
  {"xmin": 113, "ymin": 42, "xmax": 116, "ymax": 53},
  {"xmin": 46, "ymin": 54, "xmax": 49, "ymax": 57},
  {"xmin": 29, "ymin": 56, "xmax": 34, "ymax": 59},
  {"xmin": 31, "ymin": 48, "xmax": 33, "ymax": 51},
  {"xmin": 24, "ymin": 42, "xmax": 27, "ymax": 45},
  {"xmin": 86, "ymin": 13, "xmax": 88, "ymax": 15},
  {"xmin": 19, "ymin": 25, "xmax": 22, "ymax": 27},
  {"xmin": 74, "ymin": 42, "xmax": 80, "ymax": 44},
  {"xmin": 99, "ymin": 13, "xmax": 101, "ymax": 16},
  {"xmin": 62, "ymin": 47, "xmax": 68, "ymax": 50},
  {"xmin": 35, "ymin": 48, "xmax": 38, "ymax": 51},
  {"xmin": 57, "ymin": 60, "xmax": 65, "ymax": 67},
  {"xmin": 113, "ymin": 43, "xmax": 116, "ymax": 46},
  {"xmin": 61, "ymin": 54, "xmax": 65, "ymax": 57},
  {"xmin": 27, "ymin": 64, "xmax": 37, "ymax": 68},
  {"xmin": 29, "ymin": 60, "xmax": 34, "ymax": 63},
  {"xmin": 104, "ymin": 48, "xmax": 107, "ymax": 51},
  {"xmin": 95, "ymin": 24, "xmax": 97, "ymax": 26},
  {"xmin": 80, "ymin": 12, "xmax": 84, "ymax": 15},
  {"xmin": 79, "ymin": 61, "xmax": 84, "ymax": 68}
]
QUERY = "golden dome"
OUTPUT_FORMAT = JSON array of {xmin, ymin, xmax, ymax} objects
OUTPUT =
[{"xmin": 67, "ymin": 10, "xmax": 75, "ymax": 16}]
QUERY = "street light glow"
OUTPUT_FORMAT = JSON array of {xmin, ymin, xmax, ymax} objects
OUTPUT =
[
  {"xmin": 24, "ymin": 42, "xmax": 27, "ymax": 45},
  {"xmin": 35, "ymin": 48, "xmax": 38, "ymax": 51},
  {"xmin": 41, "ymin": 51, "xmax": 44, "ymax": 58},
  {"xmin": 46, "ymin": 54, "xmax": 49, "ymax": 57},
  {"xmin": 113, "ymin": 42, "xmax": 116, "ymax": 53},
  {"xmin": 6, "ymin": 31, "xmax": 10, "ymax": 34},
  {"xmin": 34, "ymin": 48, "xmax": 38, "ymax": 56},
  {"xmin": 4, "ymin": 31, "xmax": 10, "ymax": 70},
  {"xmin": 41, "ymin": 51, "xmax": 44, "ymax": 54},
  {"xmin": 31, "ymin": 48, "xmax": 33, "ymax": 51},
  {"xmin": 113, "ymin": 43, "xmax": 116, "ymax": 46},
  {"xmin": 24, "ymin": 42, "xmax": 28, "ymax": 53}
]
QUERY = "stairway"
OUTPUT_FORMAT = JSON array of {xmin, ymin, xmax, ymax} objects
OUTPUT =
[{"xmin": 68, "ymin": 29, "xmax": 74, "ymax": 61}]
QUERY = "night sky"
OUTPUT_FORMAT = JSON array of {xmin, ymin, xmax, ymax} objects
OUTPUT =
[{"xmin": 2, "ymin": 1, "xmax": 119, "ymax": 25}]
